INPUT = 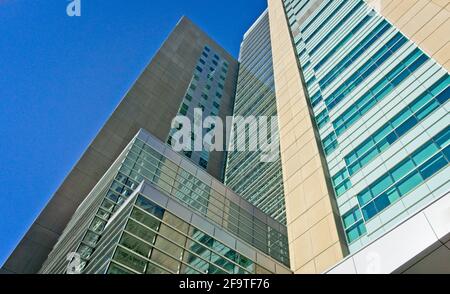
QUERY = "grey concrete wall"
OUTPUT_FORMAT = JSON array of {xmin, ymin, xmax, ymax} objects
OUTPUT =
[{"xmin": 2, "ymin": 16, "xmax": 238, "ymax": 274}]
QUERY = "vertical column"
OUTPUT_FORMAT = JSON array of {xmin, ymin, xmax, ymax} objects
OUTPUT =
[
  {"xmin": 267, "ymin": 0, "xmax": 348, "ymax": 273},
  {"xmin": 365, "ymin": 0, "xmax": 450, "ymax": 71}
]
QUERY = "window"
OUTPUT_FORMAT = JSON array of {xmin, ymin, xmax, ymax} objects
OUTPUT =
[
  {"xmin": 370, "ymin": 175, "xmax": 394, "ymax": 196},
  {"xmin": 342, "ymin": 207, "xmax": 362, "ymax": 229},
  {"xmin": 120, "ymin": 232, "xmax": 151, "ymax": 258},
  {"xmin": 78, "ymin": 244, "xmax": 93, "ymax": 259},
  {"xmin": 83, "ymin": 231, "xmax": 100, "ymax": 247},
  {"xmin": 361, "ymin": 202, "xmax": 377, "ymax": 220},
  {"xmin": 136, "ymin": 196, "xmax": 165, "ymax": 218},
  {"xmin": 357, "ymin": 127, "xmax": 450, "ymax": 222},
  {"xmin": 154, "ymin": 235, "xmax": 184, "ymax": 260},
  {"xmin": 130, "ymin": 209, "xmax": 160, "ymax": 232},
  {"xmin": 419, "ymin": 153, "xmax": 447, "ymax": 180},
  {"xmin": 181, "ymin": 103, "xmax": 189, "ymax": 112},
  {"xmin": 346, "ymin": 220, "xmax": 367, "ymax": 243},
  {"xmin": 199, "ymin": 158, "xmax": 208, "ymax": 169},
  {"xmin": 108, "ymin": 262, "xmax": 134, "ymax": 274},
  {"xmin": 113, "ymin": 247, "xmax": 147, "ymax": 273},
  {"xmin": 159, "ymin": 223, "xmax": 187, "ymax": 247},
  {"xmin": 412, "ymin": 142, "xmax": 439, "ymax": 166},
  {"xmin": 397, "ymin": 171, "xmax": 423, "ymax": 196},
  {"xmin": 146, "ymin": 262, "xmax": 171, "ymax": 274},
  {"xmin": 90, "ymin": 217, "xmax": 106, "ymax": 234},
  {"xmin": 125, "ymin": 220, "xmax": 159, "ymax": 244}
]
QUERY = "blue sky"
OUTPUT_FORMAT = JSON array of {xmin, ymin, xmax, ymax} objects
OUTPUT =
[{"xmin": 0, "ymin": 0, "xmax": 267, "ymax": 266}]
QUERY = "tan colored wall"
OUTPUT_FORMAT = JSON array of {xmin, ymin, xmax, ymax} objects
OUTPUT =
[
  {"xmin": 365, "ymin": 0, "xmax": 450, "ymax": 71},
  {"xmin": 268, "ymin": 0, "xmax": 348, "ymax": 274}
]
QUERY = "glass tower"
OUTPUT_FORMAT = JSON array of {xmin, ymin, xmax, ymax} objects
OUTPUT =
[
  {"xmin": 282, "ymin": 0, "xmax": 449, "ymax": 253},
  {"xmin": 225, "ymin": 10, "xmax": 287, "ymax": 225}
]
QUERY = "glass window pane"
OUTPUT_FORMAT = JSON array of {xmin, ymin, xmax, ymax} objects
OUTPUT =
[
  {"xmin": 120, "ymin": 232, "xmax": 152, "ymax": 258},
  {"xmin": 412, "ymin": 142, "xmax": 439, "ymax": 166},
  {"xmin": 136, "ymin": 196, "xmax": 165, "ymax": 218},
  {"xmin": 374, "ymin": 194, "xmax": 391, "ymax": 212},
  {"xmin": 150, "ymin": 249, "xmax": 181, "ymax": 273},
  {"xmin": 386, "ymin": 187, "xmax": 400, "ymax": 204},
  {"xmin": 113, "ymin": 247, "xmax": 147, "ymax": 273},
  {"xmin": 146, "ymin": 262, "xmax": 171, "ymax": 274},
  {"xmin": 397, "ymin": 171, "xmax": 423, "ymax": 196},
  {"xmin": 358, "ymin": 189, "xmax": 373, "ymax": 206},
  {"xmin": 343, "ymin": 209, "xmax": 357, "ymax": 229},
  {"xmin": 238, "ymin": 255, "xmax": 255, "ymax": 273},
  {"xmin": 362, "ymin": 202, "xmax": 378, "ymax": 220},
  {"xmin": 78, "ymin": 244, "xmax": 93, "ymax": 259},
  {"xmin": 125, "ymin": 219, "xmax": 157, "ymax": 244},
  {"xmin": 410, "ymin": 93, "xmax": 433, "ymax": 112},
  {"xmin": 435, "ymin": 127, "xmax": 450, "ymax": 148},
  {"xmin": 371, "ymin": 175, "xmax": 394, "ymax": 197},
  {"xmin": 419, "ymin": 153, "xmax": 447, "ymax": 180},
  {"xmin": 154, "ymin": 236, "xmax": 184, "ymax": 260},
  {"xmin": 163, "ymin": 212, "xmax": 189, "ymax": 234},
  {"xmin": 392, "ymin": 109, "xmax": 413, "ymax": 128},
  {"xmin": 210, "ymin": 253, "xmax": 235, "ymax": 274},
  {"xmin": 373, "ymin": 124, "xmax": 394, "ymax": 142},
  {"xmin": 395, "ymin": 116, "xmax": 418, "ymax": 137},
  {"xmin": 83, "ymin": 231, "xmax": 100, "ymax": 247},
  {"xmin": 391, "ymin": 159, "xmax": 415, "ymax": 181},
  {"xmin": 346, "ymin": 226, "xmax": 360, "ymax": 243},
  {"xmin": 90, "ymin": 217, "xmax": 106, "ymax": 234},
  {"xmin": 159, "ymin": 224, "xmax": 187, "ymax": 247},
  {"xmin": 130, "ymin": 208, "xmax": 160, "ymax": 231},
  {"xmin": 359, "ymin": 147, "xmax": 379, "ymax": 166},
  {"xmin": 184, "ymin": 250, "xmax": 210, "ymax": 273},
  {"xmin": 415, "ymin": 100, "xmax": 439, "ymax": 120},
  {"xmin": 108, "ymin": 262, "xmax": 134, "ymax": 274},
  {"xmin": 356, "ymin": 139, "xmax": 375, "ymax": 157}
]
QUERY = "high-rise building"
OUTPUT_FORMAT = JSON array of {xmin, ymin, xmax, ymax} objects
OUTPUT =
[
  {"xmin": 2, "ymin": 17, "xmax": 240, "ymax": 274},
  {"xmin": 3, "ymin": 0, "xmax": 449, "ymax": 275},
  {"xmin": 267, "ymin": 0, "xmax": 449, "ymax": 273},
  {"xmin": 225, "ymin": 10, "xmax": 287, "ymax": 224},
  {"xmin": 39, "ymin": 129, "xmax": 290, "ymax": 274}
]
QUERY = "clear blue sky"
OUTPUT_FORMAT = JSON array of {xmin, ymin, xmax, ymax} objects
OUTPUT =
[{"xmin": 0, "ymin": 0, "xmax": 267, "ymax": 266}]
